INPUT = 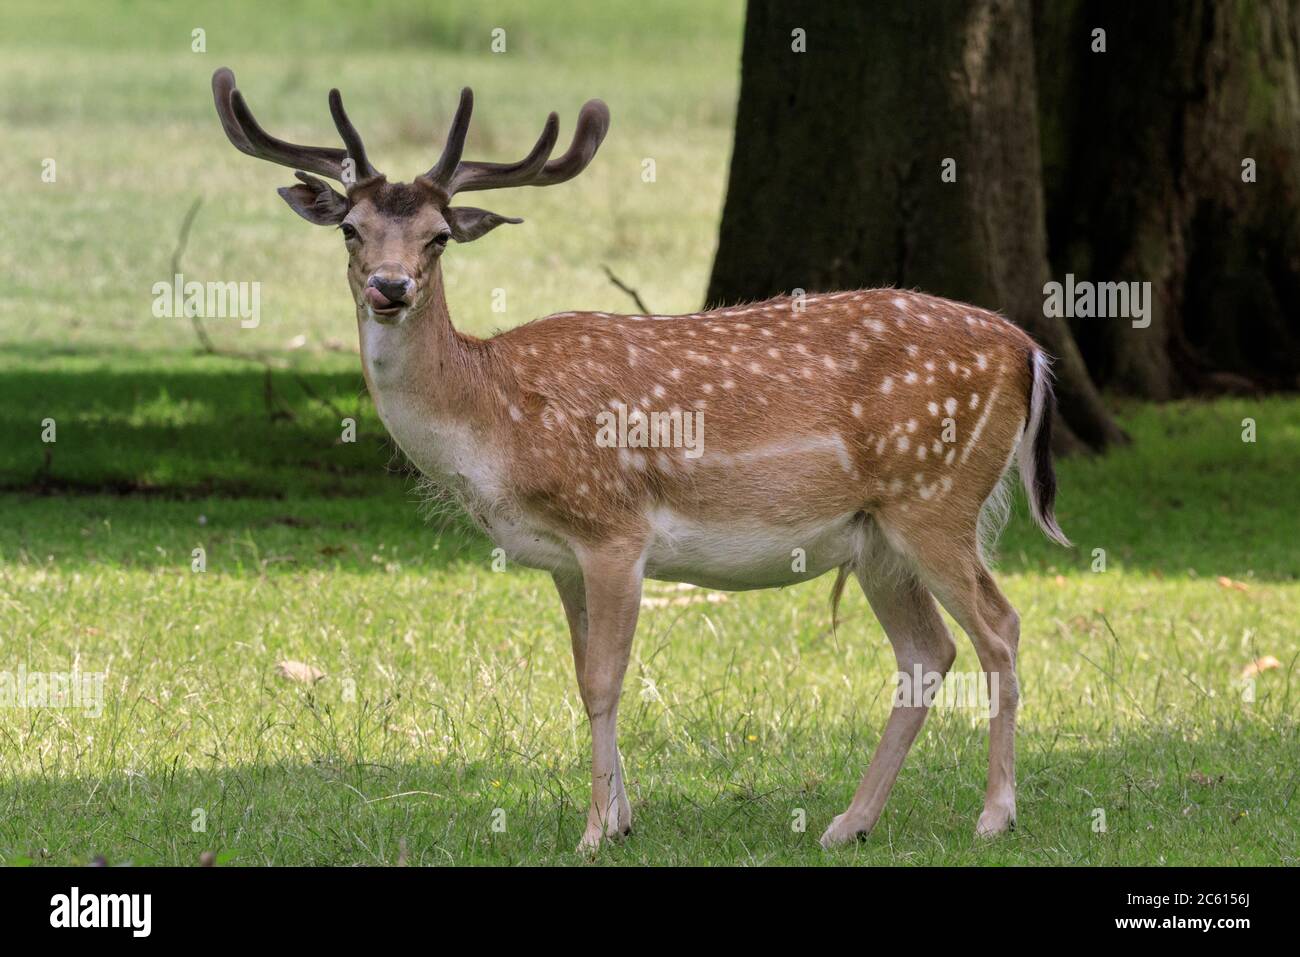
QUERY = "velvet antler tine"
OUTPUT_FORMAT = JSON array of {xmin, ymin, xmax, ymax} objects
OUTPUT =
[
  {"xmin": 530, "ymin": 99, "xmax": 610, "ymax": 187},
  {"xmin": 423, "ymin": 92, "xmax": 607, "ymax": 198},
  {"xmin": 448, "ymin": 112, "xmax": 560, "ymax": 193},
  {"xmin": 424, "ymin": 87, "xmax": 474, "ymax": 189},
  {"xmin": 329, "ymin": 88, "xmax": 379, "ymax": 183},
  {"xmin": 210, "ymin": 67, "xmax": 369, "ymax": 184}
]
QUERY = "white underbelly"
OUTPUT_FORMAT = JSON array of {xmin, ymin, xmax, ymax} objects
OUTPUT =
[
  {"xmin": 479, "ymin": 505, "xmax": 862, "ymax": 591},
  {"xmin": 479, "ymin": 508, "xmax": 579, "ymax": 574},
  {"xmin": 643, "ymin": 507, "xmax": 861, "ymax": 591}
]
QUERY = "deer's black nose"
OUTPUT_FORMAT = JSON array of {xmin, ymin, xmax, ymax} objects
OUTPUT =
[{"xmin": 368, "ymin": 274, "xmax": 412, "ymax": 303}]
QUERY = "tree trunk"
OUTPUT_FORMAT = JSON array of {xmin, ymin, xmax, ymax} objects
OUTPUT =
[
  {"xmin": 1035, "ymin": 0, "xmax": 1300, "ymax": 397},
  {"xmin": 708, "ymin": 0, "xmax": 1126, "ymax": 450}
]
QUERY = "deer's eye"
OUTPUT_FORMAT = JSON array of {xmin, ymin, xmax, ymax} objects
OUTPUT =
[
  {"xmin": 429, "ymin": 230, "xmax": 452, "ymax": 249},
  {"xmin": 340, "ymin": 223, "xmax": 359, "ymax": 242}
]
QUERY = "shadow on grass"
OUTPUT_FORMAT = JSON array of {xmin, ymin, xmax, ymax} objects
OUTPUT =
[
  {"xmin": 0, "ymin": 350, "xmax": 394, "ymax": 498},
  {"xmin": 2, "ymin": 719, "xmax": 1293, "ymax": 866},
  {"xmin": 0, "ymin": 493, "xmax": 488, "ymax": 573}
]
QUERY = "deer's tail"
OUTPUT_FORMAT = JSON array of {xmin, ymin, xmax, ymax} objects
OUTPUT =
[{"xmin": 1019, "ymin": 350, "xmax": 1071, "ymax": 548}]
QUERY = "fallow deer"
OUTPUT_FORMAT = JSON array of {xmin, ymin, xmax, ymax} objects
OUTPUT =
[{"xmin": 212, "ymin": 68, "xmax": 1070, "ymax": 851}]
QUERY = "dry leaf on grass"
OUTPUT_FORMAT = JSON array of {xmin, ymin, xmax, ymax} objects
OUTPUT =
[
  {"xmin": 1189, "ymin": 770, "xmax": 1223, "ymax": 787},
  {"xmin": 275, "ymin": 660, "xmax": 325, "ymax": 684},
  {"xmin": 1217, "ymin": 576, "xmax": 1250, "ymax": 592},
  {"xmin": 1240, "ymin": 655, "xmax": 1281, "ymax": 679},
  {"xmin": 323, "ymin": 336, "xmax": 358, "ymax": 354}
]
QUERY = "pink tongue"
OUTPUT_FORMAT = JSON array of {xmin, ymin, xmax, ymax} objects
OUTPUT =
[{"xmin": 365, "ymin": 287, "xmax": 396, "ymax": 309}]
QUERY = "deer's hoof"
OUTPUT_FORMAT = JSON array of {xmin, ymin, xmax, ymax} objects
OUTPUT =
[
  {"xmin": 819, "ymin": 812, "xmax": 870, "ymax": 849},
  {"xmin": 576, "ymin": 820, "xmax": 632, "ymax": 855},
  {"xmin": 975, "ymin": 802, "xmax": 1016, "ymax": 838}
]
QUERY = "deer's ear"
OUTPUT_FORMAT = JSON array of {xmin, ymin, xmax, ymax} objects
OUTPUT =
[
  {"xmin": 277, "ymin": 172, "xmax": 348, "ymax": 225},
  {"xmin": 445, "ymin": 206, "xmax": 523, "ymax": 243}
]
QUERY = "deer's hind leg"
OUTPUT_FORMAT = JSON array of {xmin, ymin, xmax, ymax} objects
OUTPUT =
[
  {"xmin": 887, "ymin": 520, "xmax": 1023, "ymax": 837},
  {"xmin": 820, "ymin": 544, "xmax": 957, "ymax": 847}
]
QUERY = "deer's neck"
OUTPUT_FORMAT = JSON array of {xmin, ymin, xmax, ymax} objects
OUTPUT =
[
  {"xmin": 358, "ymin": 263, "xmax": 503, "ymax": 489},
  {"xmin": 359, "ymin": 263, "xmax": 479, "ymax": 409}
]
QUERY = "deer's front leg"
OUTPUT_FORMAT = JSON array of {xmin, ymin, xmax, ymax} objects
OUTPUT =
[
  {"xmin": 572, "ymin": 546, "xmax": 644, "ymax": 852},
  {"xmin": 553, "ymin": 571, "xmax": 634, "ymax": 839}
]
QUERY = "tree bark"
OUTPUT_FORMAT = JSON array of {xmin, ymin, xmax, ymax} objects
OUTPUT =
[
  {"xmin": 1035, "ymin": 0, "xmax": 1300, "ymax": 397},
  {"xmin": 708, "ymin": 0, "xmax": 1126, "ymax": 450}
]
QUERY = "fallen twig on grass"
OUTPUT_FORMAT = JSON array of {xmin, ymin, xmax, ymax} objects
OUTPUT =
[
  {"xmin": 601, "ymin": 264, "xmax": 652, "ymax": 314},
  {"xmin": 170, "ymin": 198, "xmax": 351, "ymax": 425},
  {"xmin": 171, "ymin": 198, "xmax": 218, "ymax": 355}
]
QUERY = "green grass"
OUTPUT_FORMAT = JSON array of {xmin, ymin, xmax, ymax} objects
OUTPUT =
[
  {"xmin": 0, "ymin": 395, "xmax": 1295, "ymax": 865},
  {"xmin": 0, "ymin": 0, "xmax": 1297, "ymax": 866},
  {"xmin": 1, "ymin": 0, "xmax": 740, "ymax": 356}
]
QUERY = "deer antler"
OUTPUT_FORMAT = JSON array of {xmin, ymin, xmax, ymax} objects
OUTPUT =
[
  {"xmin": 212, "ymin": 67, "xmax": 380, "ymax": 185},
  {"xmin": 420, "ymin": 87, "xmax": 610, "ymax": 195}
]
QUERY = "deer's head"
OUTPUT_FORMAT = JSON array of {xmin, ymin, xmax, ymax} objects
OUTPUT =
[{"xmin": 212, "ymin": 68, "xmax": 609, "ymax": 324}]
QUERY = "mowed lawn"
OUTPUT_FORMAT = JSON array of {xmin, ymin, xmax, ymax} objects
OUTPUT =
[
  {"xmin": 0, "ymin": 394, "xmax": 1295, "ymax": 866},
  {"xmin": 0, "ymin": 1, "xmax": 1297, "ymax": 866}
]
